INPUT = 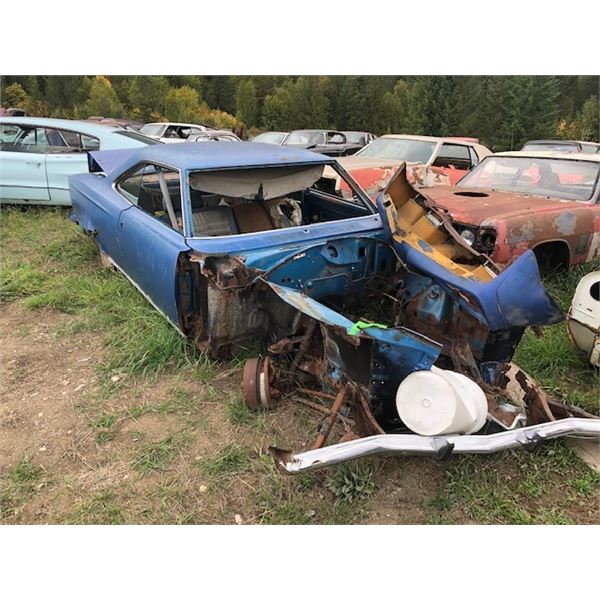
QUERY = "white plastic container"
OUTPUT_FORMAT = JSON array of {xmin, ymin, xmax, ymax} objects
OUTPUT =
[{"xmin": 395, "ymin": 366, "xmax": 488, "ymax": 436}]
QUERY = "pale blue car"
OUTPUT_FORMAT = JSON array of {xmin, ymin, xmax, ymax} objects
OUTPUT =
[{"xmin": 0, "ymin": 117, "xmax": 159, "ymax": 206}]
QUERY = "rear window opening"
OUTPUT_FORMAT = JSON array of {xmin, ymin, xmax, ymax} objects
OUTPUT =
[{"xmin": 116, "ymin": 163, "xmax": 373, "ymax": 237}]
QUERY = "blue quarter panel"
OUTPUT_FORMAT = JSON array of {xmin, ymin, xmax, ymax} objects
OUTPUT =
[{"xmin": 116, "ymin": 206, "xmax": 190, "ymax": 328}]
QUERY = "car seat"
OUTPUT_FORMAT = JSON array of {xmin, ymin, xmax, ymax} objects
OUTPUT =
[{"xmin": 232, "ymin": 202, "xmax": 274, "ymax": 233}]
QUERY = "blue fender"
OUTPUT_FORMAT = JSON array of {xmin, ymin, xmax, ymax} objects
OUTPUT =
[{"xmin": 377, "ymin": 196, "xmax": 564, "ymax": 331}]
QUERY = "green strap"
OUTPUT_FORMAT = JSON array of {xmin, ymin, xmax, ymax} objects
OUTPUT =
[{"xmin": 347, "ymin": 320, "xmax": 388, "ymax": 336}]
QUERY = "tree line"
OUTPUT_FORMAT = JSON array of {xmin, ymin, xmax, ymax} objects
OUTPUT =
[{"xmin": 1, "ymin": 75, "xmax": 598, "ymax": 151}]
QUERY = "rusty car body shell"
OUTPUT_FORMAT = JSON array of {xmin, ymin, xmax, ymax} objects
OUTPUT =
[
  {"xmin": 69, "ymin": 144, "xmax": 598, "ymax": 472},
  {"xmin": 423, "ymin": 151, "xmax": 600, "ymax": 266}
]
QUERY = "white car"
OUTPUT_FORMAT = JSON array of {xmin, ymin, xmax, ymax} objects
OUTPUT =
[
  {"xmin": 140, "ymin": 122, "xmax": 212, "ymax": 144},
  {"xmin": 567, "ymin": 271, "xmax": 600, "ymax": 367}
]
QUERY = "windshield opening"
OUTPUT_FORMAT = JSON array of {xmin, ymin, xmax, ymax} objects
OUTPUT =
[
  {"xmin": 140, "ymin": 124, "xmax": 165, "ymax": 137},
  {"xmin": 284, "ymin": 131, "xmax": 323, "ymax": 146},
  {"xmin": 458, "ymin": 156, "xmax": 599, "ymax": 202},
  {"xmin": 521, "ymin": 142, "xmax": 579, "ymax": 153},
  {"xmin": 356, "ymin": 137, "xmax": 436, "ymax": 163},
  {"xmin": 343, "ymin": 132, "xmax": 364, "ymax": 144},
  {"xmin": 253, "ymin": 132, "xmax": 286, "ymax": 144}
]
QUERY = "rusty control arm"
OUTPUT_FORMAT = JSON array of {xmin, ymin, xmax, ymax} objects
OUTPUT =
[
  {"xmin": 312, "ymin": 385, "xmax": 347, "ymax": 449},
  {"xmin": 270, "ymin": 418, "xmax": 600, "ymax": 474}
]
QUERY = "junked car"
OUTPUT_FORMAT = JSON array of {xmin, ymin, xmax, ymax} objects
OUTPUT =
[
  {"xmin": 0, "ymin": 116, "xmax": 159, "ymax": 206},
  {"xmin": 521, "ymin": 139, "xmax": 600, "ymax": 154},
  {"xmin": 567, "ymin": 270, "xmax": 600, "ymax": 367},
  {"xmin": 283, "ymin": 130, "xmax": 362, "ymax": 156},
  {"xmin": 69, "ymin": 143, "xmax": 600, "ymax": 473},
  {"xmin": 423, "ymin": 151, "xmax": 600, "ymax": 269},
  {"xmin": 333, "ymin": 134, "xmax": 492, "ymax": 198},
  {"xmin": 139, "ymin": 122, "xmax": 211, "ymax": 143}
]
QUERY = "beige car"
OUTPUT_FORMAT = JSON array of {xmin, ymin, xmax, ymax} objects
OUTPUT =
[{"xmin": 335, "ymin": 134, "xmax": 491, "ymax": 198}]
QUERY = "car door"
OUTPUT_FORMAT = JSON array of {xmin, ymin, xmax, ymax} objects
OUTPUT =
[
  {"xmin": 114, "ymin": 162, "xmax": 191, "ymax": 328},
  {"xmin": 46, "ymin": 128, "xmax": 99, "ymax": 204},
  {"xmin": 431, "ymin": 143, "xmax": 473, "ymax": 185},
  {"xmin": 0, "ymin": 123, "xmax": 49, "ymax": 203}
]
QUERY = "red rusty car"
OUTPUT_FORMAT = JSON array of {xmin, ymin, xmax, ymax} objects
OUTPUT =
[
  {"xmin": 422, "ymin": 151, "xmax": 600, "ymax": 269},
  {"xmin": 334, "ymin": 134, "xmax": 491, "ymax": 198}
]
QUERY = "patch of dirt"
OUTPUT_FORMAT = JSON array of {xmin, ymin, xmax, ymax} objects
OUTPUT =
[{"xmin": 0, "ymin": 302, "xmax": 101, "ymax": 472}]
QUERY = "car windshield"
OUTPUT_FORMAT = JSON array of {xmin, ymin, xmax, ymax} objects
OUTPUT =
[
  {"xmin": 343, "ymin": 132, "xmax": 365, "ymax": 144},
  {"xmin": 521, "ymin": 142, "xmax": 579, "ymax": 153},
  {"xmin": 284, "ymin": 132, "xmax": 323, "ymax": 146},
  {"xmin": 253, "ymin": 132, "xmax": 286, "ymax": 144},
  {"xmin": 580, "ymin": 143, "xmax": 600, "ymax": 154},
  {"xmin": 140, "ymin": 124, "xmax": 165, "ymax": 137},
  {"xmin": 114, "ymin": 130, "xmax": 160, "ymax": 145},
  {"xmin": 457, "ymin": 156, "xmax": 600, "ymax": 201},
  {"xmin": 356, "ymin": 137, "xmax": 436, "ymax": 163}
]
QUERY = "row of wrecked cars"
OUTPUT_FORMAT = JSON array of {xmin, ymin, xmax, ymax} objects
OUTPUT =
[{"xmin": 68, "ymin": 141, "xmax": 600, "ymax": 474}]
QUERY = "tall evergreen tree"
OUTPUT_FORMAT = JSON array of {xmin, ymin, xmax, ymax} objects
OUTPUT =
[{"xmin": 235, "ymin": 79, "xmax": 258, "ymax": 127}]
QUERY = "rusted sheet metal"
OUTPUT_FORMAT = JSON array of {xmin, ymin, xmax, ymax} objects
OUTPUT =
[{"xmin": 420, "ymin": 173, "xmax": 600, "ymax": 266}]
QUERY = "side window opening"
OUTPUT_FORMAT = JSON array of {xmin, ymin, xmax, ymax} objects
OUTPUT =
[
  {"xmin": 117, "ymin": 163, "xmax": 183, "ymax": 232},
  {"xmin": 433, "ymin": 143, "xmax": 472, "ymax": 170},
  {"xmin": 468, "ymin": 146, "xmax": 479, "ymax": 167}
]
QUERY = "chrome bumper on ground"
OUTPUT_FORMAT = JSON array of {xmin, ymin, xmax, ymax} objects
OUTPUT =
[{"xmin": 270, "ymin": 418, "xmax": 600, "ymax": 474}]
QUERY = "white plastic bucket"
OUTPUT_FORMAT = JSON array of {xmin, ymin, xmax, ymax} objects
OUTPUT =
[{"xmin": 395, "ymin": 366, "xmax": 488, "ymax": 436}]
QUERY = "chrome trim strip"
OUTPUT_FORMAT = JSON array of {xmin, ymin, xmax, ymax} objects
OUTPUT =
[{"xmin": 270, "ymin": 418, "xmax": 600, "ymax": 474}]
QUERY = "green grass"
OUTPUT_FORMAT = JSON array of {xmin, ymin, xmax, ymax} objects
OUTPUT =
[
  {"xmin": 514, "ymin": 261, "xmax": 600, "ymax": 413},
  {"xmin": 0, "ymin": 456, "xmax": 46, "ymax": 521},
  {"xmin": 199, "ymin": 444, "xmax": 250, "ymax": 479},
  {"xmin": 0, "ymin": 208, "xmax": 215, "ymax": 383},
  {"xmin": 70, "ymin": 491, "xmax": 127, "ymax": 525},
  {"xmin": 427, "ymin": 443, "xmax": 599, "ymax": 524},
  {"xmin": 132, "ymin": 433, "xmax": 190, "ymax": 475}
]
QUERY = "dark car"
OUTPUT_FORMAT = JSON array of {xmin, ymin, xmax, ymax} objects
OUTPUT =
[
  {"xmin": 283, "ymin": 129, "xmax": 362, "ymax": 156},
  {"xmin": 0, "ymin": 107, "xmax": 27, "ymax": 117}
]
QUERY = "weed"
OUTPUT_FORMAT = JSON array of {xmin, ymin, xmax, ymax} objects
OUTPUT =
[{"xmin": 325, "ymin": 461, "xmax": 376, "ymax": 506}]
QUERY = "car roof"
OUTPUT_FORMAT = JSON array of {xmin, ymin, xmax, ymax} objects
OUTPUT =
[
  {"xmin": 143, "ymin": 122, "xmax": 208, "ymax": 128},
  {"xmin": 379, "ymin": 133, "xmax": 479, "ymax": 146},
  {"xmin": 493, "ymin": 150, "xmax": 600, "ymax": 162},
  {"xmin": 0, "ymin": 116, "xmax": 123, "ymax": 136},
  {"xmin": 110, "ymin": 141, "xmax": 336, "ymax": 172},
  {"xmin": 290, "ymin": 129, "xmax": 341, "ymax": 134},
  {"xmin": 523, "ymin": 140, "xmax": 581, "ymax": 145}
]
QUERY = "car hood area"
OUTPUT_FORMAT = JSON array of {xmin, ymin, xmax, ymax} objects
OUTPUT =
[{"xmin": 423, "ymin": 186, "xmax": 581, "ymax": 226}]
